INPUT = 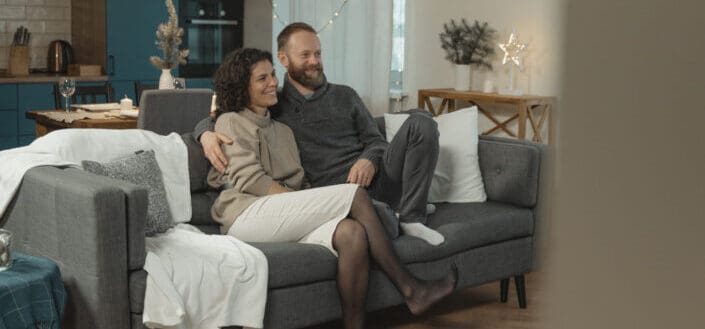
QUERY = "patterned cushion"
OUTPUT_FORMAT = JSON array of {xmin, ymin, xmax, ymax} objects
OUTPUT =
[{"xmin": 82, "ymin": 150, "xmax": 175, "ymax": 236}]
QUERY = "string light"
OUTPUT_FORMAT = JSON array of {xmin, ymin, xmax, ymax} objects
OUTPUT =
[{"xmin": 269, "ymin": 0, "xmax": 351, "ymax": 34}]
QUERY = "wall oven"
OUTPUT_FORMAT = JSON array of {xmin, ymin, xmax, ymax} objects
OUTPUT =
[{"xmin": 179, "ymin": 0, "xmax": 243, "ymax": 78}]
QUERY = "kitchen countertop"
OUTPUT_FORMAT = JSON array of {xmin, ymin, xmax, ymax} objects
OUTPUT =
[{"xmin": 0, "ymin": 70, "xmax": 108, "ymax": 84}]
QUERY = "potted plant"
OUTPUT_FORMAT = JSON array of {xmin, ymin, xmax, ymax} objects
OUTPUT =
[
  {"xmin": 150, "ymin": 0, "xmax": 189, "ymax": 89},
  {"xmin": 439, "ymin": 19, "xmax": 496, "ymax": 91}
]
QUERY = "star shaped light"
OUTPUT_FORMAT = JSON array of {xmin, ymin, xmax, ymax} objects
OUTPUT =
[{"xmin": 499, "ymin": 32, "xmax": 527, "ymax": 68}]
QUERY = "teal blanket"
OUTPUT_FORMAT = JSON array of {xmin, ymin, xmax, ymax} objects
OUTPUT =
[{"xmin": 0, "ymin": 252, "xmax": 66, "ymax": 329}]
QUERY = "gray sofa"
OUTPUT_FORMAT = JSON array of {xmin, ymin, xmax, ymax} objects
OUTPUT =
[{"xmin": 2, "ymin": 90, "xmax": 545, "ymax": 329}]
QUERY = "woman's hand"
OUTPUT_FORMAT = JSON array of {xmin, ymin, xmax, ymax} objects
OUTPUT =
[
  {"xmin": 201, "ymin": 131, "xmax": 233, "ymax": 173},
  {"xmin": 267, "ymin": 181, "xmax": 290, "ymax": 195}
]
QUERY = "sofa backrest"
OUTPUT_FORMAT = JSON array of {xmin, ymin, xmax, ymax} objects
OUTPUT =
[
  {"xmin": 478, "ymin": 136, "xmax": 543, "ymax": 208},
  {"xmin": 376, "ymin": 114, "xmax": 543, "ymax": 208},
  {"xmin": 138, "ymin": 89, "xmax": 214, "ymax": 135}
]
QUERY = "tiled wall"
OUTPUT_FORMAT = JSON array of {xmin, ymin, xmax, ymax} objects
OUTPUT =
[{"xmin": 0, "ymin": 0, "xmax": 71, "ymax": 70}]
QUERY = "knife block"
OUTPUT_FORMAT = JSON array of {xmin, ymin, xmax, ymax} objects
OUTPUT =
[{"xmin": 9, "ymin": 46, "xmax": 29, "ymax": 77}]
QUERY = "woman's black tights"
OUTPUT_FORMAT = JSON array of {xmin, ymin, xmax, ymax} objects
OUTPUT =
[{"xmin": 332, "ymin": 188, "xmax": 457, "ymax": 329}]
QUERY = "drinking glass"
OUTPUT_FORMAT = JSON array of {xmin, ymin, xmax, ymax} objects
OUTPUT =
[{"xmin": 58, "ymin": 77, "xmax": 76, "ymax": 114}]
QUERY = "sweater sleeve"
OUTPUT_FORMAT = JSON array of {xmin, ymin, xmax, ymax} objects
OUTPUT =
[
  {"xmin": 194, "ymin": 116, "xmax": 216, "ymax": 142},
  {"xmin": 210, "ymin": 115, "xmax": 273, "ymax": 197},
  {"xmin": 351, "ymin": 92, "xmax": 387, "ymax": 170}
]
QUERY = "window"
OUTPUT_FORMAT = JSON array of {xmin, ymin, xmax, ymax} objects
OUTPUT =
[{"xmin": 390, "ymin": 0, "xmax": 405, "ymax": 95}]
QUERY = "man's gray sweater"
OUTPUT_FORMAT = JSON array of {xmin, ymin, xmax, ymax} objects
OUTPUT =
[{"xmin": 196, "ymin": 76, "xmax": 388, "ymax": 188}]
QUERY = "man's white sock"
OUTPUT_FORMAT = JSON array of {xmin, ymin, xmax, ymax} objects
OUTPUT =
[{"xmin": 400, "ymin": 222, "xmax": 445, "ymax": 246}]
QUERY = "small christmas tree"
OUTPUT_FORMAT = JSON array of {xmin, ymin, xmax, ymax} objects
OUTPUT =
[
  {"xmin": 150, "ymin": 0, "xmax": 189, "ymax": 70},
  {"xmin": 439, "ymin": 19, "xmax": 496, "ymax": 69}
]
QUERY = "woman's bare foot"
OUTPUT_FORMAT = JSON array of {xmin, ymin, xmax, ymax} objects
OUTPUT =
[{"xmin": 405, "ymin": 264, "xmax": 458, "ymax": 315}]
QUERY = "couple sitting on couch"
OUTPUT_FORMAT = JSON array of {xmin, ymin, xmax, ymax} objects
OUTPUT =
[{"xmin": 202, "ymin": 22, "xmax": 456, "ymax": 328}]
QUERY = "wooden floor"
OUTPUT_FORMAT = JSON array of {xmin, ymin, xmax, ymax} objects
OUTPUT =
[{"xmin": 304, "ymin": 272, "xmax": 544, "ymax": 329}]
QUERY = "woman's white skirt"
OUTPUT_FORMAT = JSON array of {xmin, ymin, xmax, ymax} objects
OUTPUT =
[{"xmin": 227, "ymin": 183, "xmax": 359, "ymax": 256}]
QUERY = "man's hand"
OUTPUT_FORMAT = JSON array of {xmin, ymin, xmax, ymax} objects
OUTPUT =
[
  {"xmin": 347, "ymin": 159, "xmax": 376, "ymax": 187},
  {"xmin": 200, "ymin": 131, "xmax": 233, "ymax": 174}
]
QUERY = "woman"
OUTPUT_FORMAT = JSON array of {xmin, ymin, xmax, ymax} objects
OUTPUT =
[{"xmin": 207, "ymin": 48, "xmax": 456, "ymax": 329}]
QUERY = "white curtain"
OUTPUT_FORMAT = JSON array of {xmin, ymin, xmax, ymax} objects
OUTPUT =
[{"xmin": 273, "ymin": 0, "xmax": 392, "ymax": 115}]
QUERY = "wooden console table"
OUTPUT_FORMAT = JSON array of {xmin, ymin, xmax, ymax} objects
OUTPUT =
[
  {"xmin": 26, "ymin": 110, "xmax": 137, "ymax": 137},
  {"xmin": 418, "ymin": 88, "xmax": 555, "ymax": 143}
]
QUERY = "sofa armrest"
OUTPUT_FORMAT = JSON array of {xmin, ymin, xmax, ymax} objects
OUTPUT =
[
  {"xmin": 1, "ymin": 166, "xmax": 147, "ymax": 329},
  {"xmin": 478, "ymin": 136, "xmax": 545, "ymax": 208}
]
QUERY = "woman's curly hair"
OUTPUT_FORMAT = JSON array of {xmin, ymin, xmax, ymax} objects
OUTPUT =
[{"xmin": 213, "ymin": 48, "xmax": 273, "ymax": 117}]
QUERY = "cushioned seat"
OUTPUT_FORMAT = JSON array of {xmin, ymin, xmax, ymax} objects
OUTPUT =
[
  {"xmin": 128, "ymin": 200, "xmax": 533, "ymax": 314},
  {"xmin": 395, "ymin": 202, "xmax": 534, "ymax": 264},
  {"xmin": 256, "ymin": 201, "xmax": 533, "ymax": 288}
]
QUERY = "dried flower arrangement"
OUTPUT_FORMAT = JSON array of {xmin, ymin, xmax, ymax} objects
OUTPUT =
[
  {"xmin": 150, "ymin": 0, "xmax": 189, "ymax": 70},
  {"xmin": 439, "ymin": 19, "xmax": 496, "ymax": 69}
]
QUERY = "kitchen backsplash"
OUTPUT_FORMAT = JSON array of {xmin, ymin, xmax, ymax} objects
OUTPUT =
[{"xmin": 0, "ymin": 0, "xmax": 71, "ymax": 70}]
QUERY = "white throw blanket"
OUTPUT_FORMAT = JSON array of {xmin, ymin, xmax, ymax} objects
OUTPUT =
[
  {"xmin": 0, "ymin": 129, "xmax": 269, "ymax": 328},
  {"xmin": 144, "ymin": 224, "xmax": 268, "ymax": 329},
  {"xmin": 0, "ymin": 128, "xmax": 191, "ymax": 222}
]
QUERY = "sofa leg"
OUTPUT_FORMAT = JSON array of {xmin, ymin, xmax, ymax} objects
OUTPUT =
[
  {"xmin": 500, "ymin": 278, "xmax": 509, "ymax": 302},
  {"xmin": 514, "ymin": 274, "xmax": 527, "ymax": 308}
]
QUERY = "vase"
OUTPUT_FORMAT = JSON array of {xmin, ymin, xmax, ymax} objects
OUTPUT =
[
  {"xmin": 454, "ymin": 64, "xmax": 471, "ymax": 91},
  {"xmin": 158, "ymin": 69, "xmax": 175, "ymax": 90}
]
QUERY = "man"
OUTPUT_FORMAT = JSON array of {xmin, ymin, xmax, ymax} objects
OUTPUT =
[{"xmin": 196, "ymin": 22, "xmax": 444, "ymax": 245}]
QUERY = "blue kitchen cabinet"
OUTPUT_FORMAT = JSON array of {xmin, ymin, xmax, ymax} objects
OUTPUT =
[
  {"xmin": 18, "ymin": 83, "xmax": 55, "ymax": 144},
  {"xmin": 0, "ymin": 110, "xmax": 18, "ymax": 150},
  {"xmin": 0, "ymin": 84, "xmax": 18, "ymax": 110},
  {"xmin": 0, "ymin": 110, "xmax": 18, "ymax": 136},
  {"xmin": 105, "ymin": 0, "xmax": 215, "ymax": 101},
  {"xmin": 0, "ymin": 85, "xmax": 18, "ymax": 149},
  {"xmin": 106, "ymin": 0, "xmax": 174, "ymax": 99},
  {"xmin": 187, "ymin": 78, "xmax": 213, "ymax": 89},
  {"xmin": 0, "ymin": 136, "xmax": 17, "ymax": 150},
  {"xmin": 0, "ymin": 82, "xmax": 54, "ymax": 150}
]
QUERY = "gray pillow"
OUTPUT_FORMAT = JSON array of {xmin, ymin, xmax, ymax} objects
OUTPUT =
[{"xmin": 82, "ymin": 150, "xmax": 175, "ymax": 236}]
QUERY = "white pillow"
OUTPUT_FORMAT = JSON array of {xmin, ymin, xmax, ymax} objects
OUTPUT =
[{"xmin": 384, "ymin": 107, "xmax": 486, "ymax": 203}]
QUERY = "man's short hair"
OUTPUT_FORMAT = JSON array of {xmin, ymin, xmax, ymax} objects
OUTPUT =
[{"xmin": 277, "ymin": 22, "xmax": 316, "ymax": 51}]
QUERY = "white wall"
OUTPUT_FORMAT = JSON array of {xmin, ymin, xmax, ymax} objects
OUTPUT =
[
  {"xmin": 404, "ymin": 0, "xmax": 564, "ymax": 140},
  {"xmin": 546, "ymin": 1, "xmax": 705, "ymax": 327}
]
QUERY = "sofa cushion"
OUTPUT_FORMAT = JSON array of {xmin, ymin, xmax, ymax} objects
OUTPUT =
[
  {"xmin": 478, "ymin": 136, "xmax": 542, "ymax": 208},
  {"xmin": 181, "ymin": 132, "xmax": 211, "ymax": 193},
  {"xmin": 82, "ymin": 150, "xmax": 175, "ymax": 236},
  {"xmin": 372, "ymin": 199, "xmax": 399, "ymax": 239},
  {"xmin": 190, "ymin": 191, "xmax": 219, "ymax": 226},
  {"xmin": 253, "ymin": 202, "xmax": 532, "ymax": 287},
  {"xmin": 129, "ymin": 242, "xmax": 338, "ymax": 313},
  {"xmin": 129, "ymin": 201, "xmax": 533, "ymax": 313},
  {"xmin": 394, "ymin": 201, "xmax": 534, "ymax": 264},
  {"xmin": 249, "ymin": 242, "xmax": 338, "ymax": 289}
]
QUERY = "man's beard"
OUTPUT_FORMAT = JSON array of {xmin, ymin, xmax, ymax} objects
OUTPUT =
[{"xmin": 288, "ymin": 61, "xmax": 325, "ymax": 90}]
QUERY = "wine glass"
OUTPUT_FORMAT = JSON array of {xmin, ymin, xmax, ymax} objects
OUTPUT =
[{"xmin": 58, "ymin": 77, "xmax": 76, "ymax": 114}]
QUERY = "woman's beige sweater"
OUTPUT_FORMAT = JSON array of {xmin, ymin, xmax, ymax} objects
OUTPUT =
[{"xmin": 207, "ymin": 109, "xmax": 305, "ymax": 233}]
